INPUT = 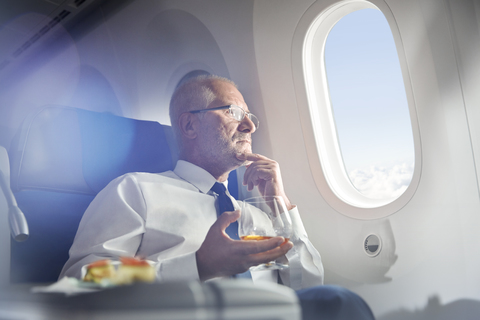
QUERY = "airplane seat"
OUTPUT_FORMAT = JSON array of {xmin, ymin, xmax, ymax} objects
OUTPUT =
[
  {"xmin": 4, "ymin": 105, "xmax": 299, "ymax": 320},
  {"xmin": 8, "ymin": 105, "xmax": 177, "ymax": 283},
  {"xmin": 0, "ymin": 145, "xmax": 12, "ymax": 286}
]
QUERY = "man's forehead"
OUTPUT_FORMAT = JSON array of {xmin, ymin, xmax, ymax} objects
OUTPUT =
[
  {"xmin": 211, "ymin": 80, "xmax": 240, "ymax": 96},
  {"xmin": 210, "ymin": 81, "xmax": 248, "ymax": 108}
]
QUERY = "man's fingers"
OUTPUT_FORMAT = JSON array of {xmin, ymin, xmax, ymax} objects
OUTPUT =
[
  {"xmin": 236, "ymin": 152, "xmax": 269, "ymax": 162},
  {"xmin": 243, "ymin": 163, "xmax": 276, "ymax": 186},
  {"xmin": 244, "ymin": 167, "xmax": 274, "ymax": 184},
  {"xmin": 249, "ymin": 241, "xmax": 293, "ymax": 264},
  {"xmin": 217, "ymin": 210, "xmax": 240, "ymax": 231}
]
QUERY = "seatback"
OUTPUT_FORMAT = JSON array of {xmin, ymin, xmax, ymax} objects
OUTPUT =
[
  {"xmin": 0, "ymin": 146, "xmax": 11, "ymax": 286},
  {"xmin": 9, "ymin": 106, "xmax": 177, "ymax": 283}
]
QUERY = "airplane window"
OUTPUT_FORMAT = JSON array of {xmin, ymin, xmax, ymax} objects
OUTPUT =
[
  {"xmin": 324, "ymin": 8, "xmax": 414, "ymax": 201},
  {"xmin": 296, "ymin": 0, "xmax": 420, "ymax": 214}
]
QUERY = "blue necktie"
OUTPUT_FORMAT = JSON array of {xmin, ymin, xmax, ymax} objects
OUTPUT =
[
  {"xmin": 211, "ymin": 182, "xmax": 252, "ymax": 279},
  {"xmin": 211, "ymin": 182, "xmax": 239, "ymax": 239}
]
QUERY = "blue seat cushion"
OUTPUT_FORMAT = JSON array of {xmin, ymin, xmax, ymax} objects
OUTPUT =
[{"xmin": 11, "ymin": 190, "xmax": 94, "ymax": 283}]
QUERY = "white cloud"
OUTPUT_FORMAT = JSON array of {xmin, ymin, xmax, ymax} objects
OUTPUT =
[{"xmin": 348, "ymin": 162, "xmax": 414, "ymax": 200}]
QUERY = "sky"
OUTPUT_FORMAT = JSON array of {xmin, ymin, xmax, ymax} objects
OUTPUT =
[{"xmin": 324, "ymin": 8, "xmax": 414, "ymax": 200}]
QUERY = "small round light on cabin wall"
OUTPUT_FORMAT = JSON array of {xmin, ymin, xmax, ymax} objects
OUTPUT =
[{"xmin": 364, "ymin": 234, "xmax": 382, "ymax": 257}]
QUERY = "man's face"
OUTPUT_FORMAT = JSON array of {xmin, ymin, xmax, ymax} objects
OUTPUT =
[{"xmin": 196, "ymin": 81, "xmax": 256, "ymax": 170}]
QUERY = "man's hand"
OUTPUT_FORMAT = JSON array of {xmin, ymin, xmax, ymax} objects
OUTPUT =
[
  {"xmin": 236, "ymin": 153, "xmax": 294, "ymax": 210},
  {"xmin": 196, "ymin": 210, "xmax": 293, "ymax": 281}
]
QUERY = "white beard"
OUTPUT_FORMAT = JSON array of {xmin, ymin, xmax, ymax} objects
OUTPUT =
[{"xmin": 197, "ymin": 126, "xmax": 252, "ymax": 171}]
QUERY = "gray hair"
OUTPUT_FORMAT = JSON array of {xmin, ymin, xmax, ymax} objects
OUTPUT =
[{"xmin": 169, "ymin": 75, "xmax": 237, "ymax": 146}]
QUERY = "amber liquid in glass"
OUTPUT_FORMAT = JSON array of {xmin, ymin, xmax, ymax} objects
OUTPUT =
[{"xmin": 241, "ymin": 235, "xmax": 289, "ymax": 244}]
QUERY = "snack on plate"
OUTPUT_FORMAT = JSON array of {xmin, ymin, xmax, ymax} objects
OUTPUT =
[
  {"xmin": 82, "ymin": 257, "xmax": 156, "ymax": 285},
  {"xmin": 115, "ymin": 256, "xmax": 156, "ymax": 285},
  {"xmin": 83, "ymin": 259, "xmax": 115, "ymax": 283}
]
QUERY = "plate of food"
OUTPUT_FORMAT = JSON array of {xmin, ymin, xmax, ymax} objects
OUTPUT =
[{"xmin": 79, "ymin": 257, "xmax": 156, "ymax": 288}]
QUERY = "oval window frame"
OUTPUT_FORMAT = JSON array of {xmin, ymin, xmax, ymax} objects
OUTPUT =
[{"xmin": 292, "ymin": 0, "xmax": 422, "ymax": 219}]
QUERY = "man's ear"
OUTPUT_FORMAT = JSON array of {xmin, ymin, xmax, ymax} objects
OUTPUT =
[{"xmin": 178, "ymin": 112, "xmax": 198, "ymax": 140}]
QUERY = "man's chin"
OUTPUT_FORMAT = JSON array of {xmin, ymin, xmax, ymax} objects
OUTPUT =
[
  {"xmin": 236, "ymin": 144, "xmax": 252, "ymax": 154},
  {"xmin": 230, "ymin": 144, "xmax": 251, "ymax": 166},
  {"xmin": 231, "ymin": 153, "xmax": 250, "ymax": 168}
]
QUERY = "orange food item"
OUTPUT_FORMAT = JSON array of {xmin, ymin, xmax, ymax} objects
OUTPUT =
[
  {"xmin": 83, "ymin": 259, "xmax": 115, "ymax": 283},
  {"xmin": 116, "ymin": 257, "xmax": 156, "ymax": 284},
  {"xmin": 87, "ymin": 259, "xmax": 111, "ymax": 268},
  {"xmin": 120, "ymin": 256, "xmax": 150, "ymax": 266},
  {"xmin": 83, "ymin": 257, "xmax": 155, "ymax": 285}
]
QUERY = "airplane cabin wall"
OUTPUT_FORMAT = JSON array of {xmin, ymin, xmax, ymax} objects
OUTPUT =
[
  {"xmin": 1, "ymin": 0, "xmax": 480, "ymax": 319},
  {"xmin": 0, "ymin": 0, "xmax": 273, "ymax": 158},
  {"xmin": 253, "ymin": 0, "xmax": 480, "ymax": 318}
]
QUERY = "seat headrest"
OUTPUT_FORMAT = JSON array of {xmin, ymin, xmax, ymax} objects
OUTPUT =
[{"xmin": 10, "ymin": 106, "xmax": 176, "ymax": 195}]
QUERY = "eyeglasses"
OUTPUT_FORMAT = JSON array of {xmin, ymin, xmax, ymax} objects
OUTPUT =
[{"xmin": 189, "ymin": 104, "xmax": 260, "ymax": 129}]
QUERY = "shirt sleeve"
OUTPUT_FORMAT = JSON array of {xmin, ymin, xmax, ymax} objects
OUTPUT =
[
  {"xmin": 279, "ymin": 206, "xmax": 324, "ymax": 290},
  {"xmin": 59, "ymin": 174, "xmax": 201, "ymax": 282},
  {"xmin": 156, "ymin": 251, "xmax": 199, "ymax": 282},
  {"xmin": 59, "ymin": 174, "xmax": 147, "ymax": 279}
]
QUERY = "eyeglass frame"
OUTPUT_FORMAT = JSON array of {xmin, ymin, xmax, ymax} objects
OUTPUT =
[{"xmin": 188, "ymin": 104, "xmax": 259, "ymax": 129}]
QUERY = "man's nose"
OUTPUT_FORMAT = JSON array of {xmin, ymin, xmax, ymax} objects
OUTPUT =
[{"xmin": 238, "ymin": 115, "xmax": 256, "ymax": 133}]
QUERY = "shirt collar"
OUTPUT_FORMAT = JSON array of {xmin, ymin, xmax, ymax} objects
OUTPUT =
[{"xmin": 173, "ymin": 160, "xmax": 228, "ymax": 194}]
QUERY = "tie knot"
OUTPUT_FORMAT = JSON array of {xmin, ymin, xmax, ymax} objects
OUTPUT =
[
  {"xmin": 211, "ymin": 182, "xmax": 227, "ymax": 196},
  {"xmin": 211, "ymin": 182, "xmax": 235, "ymax": 214}
]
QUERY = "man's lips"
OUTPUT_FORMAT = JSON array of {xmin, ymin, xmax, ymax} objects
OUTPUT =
[{"xmin": 233, "ymin": 133, "xmax": 251, "ymax": 144}]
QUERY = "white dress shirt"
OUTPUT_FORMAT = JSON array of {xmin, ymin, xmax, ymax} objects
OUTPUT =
[{"xmin": 60, "ymin": 160, "xmax": 324, "ymax": 290}]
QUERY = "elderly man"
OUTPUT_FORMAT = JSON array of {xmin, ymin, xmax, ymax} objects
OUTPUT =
[{"xmin": 61, "ymin": 75, "xmax": 374, "ymax": 319}]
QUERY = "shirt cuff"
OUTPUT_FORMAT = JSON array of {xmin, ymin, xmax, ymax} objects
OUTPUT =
[
  {"xmin": 288, "ymin": 206, "xmax": 307, "ymax": 241},
  {"xmin": 156, "ymin": 251, "xmax": 200, "ymax": 282},
  {"xmin": 283, "ymin": 206, "xmax": 324, "ymax": 290}
]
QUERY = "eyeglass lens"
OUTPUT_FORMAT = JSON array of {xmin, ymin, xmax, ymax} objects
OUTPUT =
[{"xmin": 230, "ymin": 106, "xmax": 259, "ymax": 128}]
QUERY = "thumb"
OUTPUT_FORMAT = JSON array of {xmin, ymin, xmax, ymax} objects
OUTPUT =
[{"xmin": 217, "ymin": 210, "xmax": 240, "ymax": 231}]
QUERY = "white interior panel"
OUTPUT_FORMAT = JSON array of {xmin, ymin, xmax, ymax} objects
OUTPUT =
[
  {"xmin": 254, "ymin": 0, "xmax": 480, "ymax": 318},
  {"xmin": 1, "ymin": 0, "xmax": 480, "ymax": 319}
]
